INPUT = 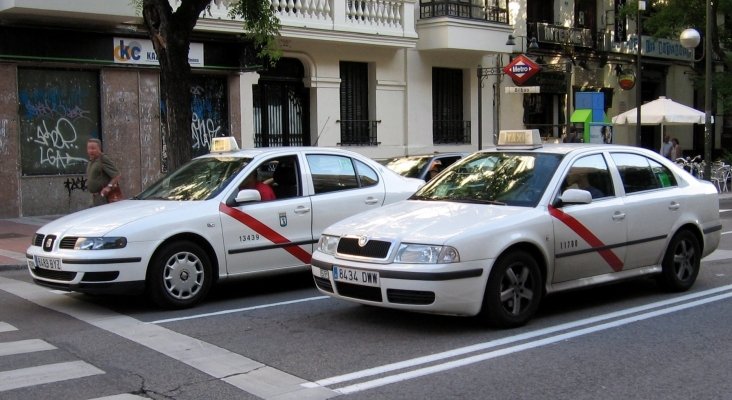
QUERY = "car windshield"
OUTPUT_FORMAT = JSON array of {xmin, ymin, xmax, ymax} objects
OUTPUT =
[
  {"xmin": 411, "ymin": 152, "xmax": 563, "ymax": 207},
  {"xmin": 383, "ymin": 156, "xmax": 431, "ymax": 178},
  {"xmin": 137, "ymin": 156, "xmax": 251, "ymax": 201}
]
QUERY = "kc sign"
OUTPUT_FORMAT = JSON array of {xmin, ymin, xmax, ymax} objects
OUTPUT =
[{"xmin": 503, "ymin": 54, "xmax": 541, "ymax": 85}]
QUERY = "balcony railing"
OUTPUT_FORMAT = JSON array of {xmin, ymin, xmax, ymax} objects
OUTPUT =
[
  {"xmin": 433, "ymin": 120, "xmax": 471, "ymax": 144},
  {"xmin": 419, "ymin": 0, "xmax": 508, "ymax": 24},
  {"xmin": 187, "ymin": 0, "xmax": 417, "ymax": 42},
  {"xmin": 337, "ymin": 120, "xmax": 380, "ymax": 146}
]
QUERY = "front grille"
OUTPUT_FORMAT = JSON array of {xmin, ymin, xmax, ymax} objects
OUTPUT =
[
  {"xmin": 60, "ymin": 237, "xmax": 78, "ymax": 249},
  {"xmin": 313, "ymin": 276, "xmax": 333, "ymax": 293},
  {"xmin": 81, "ymin": 271, "xmax": 119, "ymax": 282},
  {"xmin": 387, "ymin": 289, "xmax": 435, "ymax": 305},
  {"xmin": 337, "ymin": 238, "xmax": 392, "ymax": 259},
  {"xmin": 33, "ymin": 267, "xmax": 77, "ymax": 282},
  {"xmin": 33, "ymin": 234, "xmax": 44, "ymax": 247},
  {"xmin": 335, "ymin": 281, "xmax": 382, "ymax": 302}
]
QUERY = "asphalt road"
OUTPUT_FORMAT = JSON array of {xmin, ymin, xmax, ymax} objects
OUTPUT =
[{"xmin": 1, "ymin": 199, "xmax": 732, "ymax": 400}]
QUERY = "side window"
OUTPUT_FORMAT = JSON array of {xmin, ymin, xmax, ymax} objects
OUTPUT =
[
  {"xmin": 355, "ymin": 159, "xmax": 379, "ymax": 187},
  {"xmin": 611, "ymin": 153, "xmax": 676, "ymax": 194},
  {"xmin": 306, "ymin": 154, "xmax": 359, "ymax": 194},
  {"xmin": 561, "ymin": 154, "xmax": 614, "ymax": 199}
]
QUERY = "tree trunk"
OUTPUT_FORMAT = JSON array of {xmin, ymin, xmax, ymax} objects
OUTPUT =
[{"xmin": 142, "ymin": 0, "xmax": 209, "ymax": 172}]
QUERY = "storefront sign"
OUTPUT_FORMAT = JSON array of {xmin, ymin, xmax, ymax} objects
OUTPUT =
[
  {"xmin": 618, "ymin": 69, "xmax": 636, "ymax": 90},
  {"xmin": 113, "ymin": 38, "xmax": 204, "ymax": 67}
]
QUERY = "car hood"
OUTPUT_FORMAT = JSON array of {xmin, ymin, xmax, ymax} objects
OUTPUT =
[
  {"xmin": 325, "ymin": 200, "xmax": 540, "ymax": 245},
  {"xmin": 37, "ymin": 200, "xmax": 204, "ymax": 237}
]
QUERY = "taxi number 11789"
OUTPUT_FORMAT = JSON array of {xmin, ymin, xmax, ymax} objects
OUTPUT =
[{"xmin": 332, "ymin": 266, "xmax": 379, "ymax": 287}]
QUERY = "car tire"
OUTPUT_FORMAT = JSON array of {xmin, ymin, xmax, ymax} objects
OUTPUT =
[
  {"xmin": 147, "ymin": 241, "xmax": 212, "ymax": 309},
  {"xmin": 480, "ymin": 251, "xmax": 542, "ymax": 329},
  {"xmin": 657, "ymin": 230, "xmax": 700, "ymax": 292}
]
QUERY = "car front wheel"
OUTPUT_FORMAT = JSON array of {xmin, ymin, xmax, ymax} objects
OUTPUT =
[
  {"xmin": 480, "ymin": 251, "xmax": 542, "ymax": 329},
  {"xmin": 147, "ymin": 241, "xmax": 212, "ymax": 309},
  {"xmin": 657, "ymin": 230, "xmax": 700, "ymax": 292}
]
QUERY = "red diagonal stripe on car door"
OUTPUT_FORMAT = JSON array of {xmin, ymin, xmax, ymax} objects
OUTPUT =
[
  {"xmin": 548, "ymin": 205, "xmax": 623, "ymax": 272},
  {"xmin": 219, "ymin": 203, "xmax": 312, "ymax": 264}
]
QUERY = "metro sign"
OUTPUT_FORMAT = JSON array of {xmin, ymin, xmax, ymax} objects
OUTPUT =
[{"xmin": 503, "ymin": 54, "xmax": 541, "ymax": 85}]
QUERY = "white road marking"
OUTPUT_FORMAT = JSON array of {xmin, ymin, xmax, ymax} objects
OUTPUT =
[
  {"xmin": 0, "ymin": 321, "xmax": 17, "ymax": 333},
  {"xmin": 702, "ymin": 249, "xmax": 732, "ymax": 262},
  {"xmin": 307, "ymin": 284, "xmax": 732, "ymax": 391},
  {"xmin": 0, "ymin": 339, "xmax": 56, "ymax": 356},
  {"xmin": 0, "ymin": 360, "xmax": 104, "ymax": 392},
  {"xmin": 152, "ymin": 296, "xmax": 330, "ymax": 324},
  {"xmin": 0, "ymin": 277, "xmax": 337, "ymax": 400},
  {"xmin": 334, "ymin": 290, "xmax": 732, "ymax": 394},
  {"xmin": 89, "ymin": 395, "xmax": 154, "ymax": 400}
]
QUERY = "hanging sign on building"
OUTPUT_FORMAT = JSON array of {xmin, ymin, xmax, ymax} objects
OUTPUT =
[
  {"xmin": 503, "ymin": 54, "xmax": 541, "ymax": 85},
  {"xmin": 113, "ymin": 37, "xmax": 204, "ymax": 67}
]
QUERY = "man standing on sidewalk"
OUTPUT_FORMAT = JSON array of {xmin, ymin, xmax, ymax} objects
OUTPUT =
[{"xmin": 86, "ymin": 138, "xmax": 121, "ymax": 207}]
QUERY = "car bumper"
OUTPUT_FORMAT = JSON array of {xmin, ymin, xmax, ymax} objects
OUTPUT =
[
  {"xmin": 310, "ymin": 255, "xmax": 491, "ymax": 317},
  {"xmin": 26, "ymin": 243, "xmax": 152, "ymax": 295}
]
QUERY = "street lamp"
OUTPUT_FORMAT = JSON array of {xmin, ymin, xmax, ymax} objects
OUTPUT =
[
  {"xmin": 679, "ymin": 0, "xmax": 713, "ymax": 180},
  {"xmin": 635, "ymin": 1, "xmax": 646, "ymax": 146}
]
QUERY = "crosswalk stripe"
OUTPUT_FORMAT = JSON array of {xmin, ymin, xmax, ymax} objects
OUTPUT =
[
  {"xmin": 0, "ymin": 360, "xmax": 104, "ymax": 392},
  {"xmin": 88, "ymin": 395, "xmax": 149, "ymax": 400},
  {"xmin": 0, "ymin": 339, "xmax": 56, "ymax": 356},
  {"xmin": 0, "ymin": 322, "xmax": 17, "ymax": 333}
]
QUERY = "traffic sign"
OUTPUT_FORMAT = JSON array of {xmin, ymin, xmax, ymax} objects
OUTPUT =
[{"xmin": 503, "ymin": 54, "xmax": 541, "ymax": 85}]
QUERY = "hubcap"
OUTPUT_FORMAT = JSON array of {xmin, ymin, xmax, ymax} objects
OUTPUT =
[
  {"xmin": 499, "ymin": 264, "xmax": 534, "ymax": 316},
  {"xmin": 673, "ymin": 239, "xmax": 696, "ymax": 281},
  {"xmin": 163, "ymin": 251, "xmax": 204, "ymax": 300}
]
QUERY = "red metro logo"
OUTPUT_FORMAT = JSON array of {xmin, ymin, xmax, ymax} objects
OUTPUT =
[{"xmin": 503, "ymin": 54, "xmax": 541, "ymax": 85}]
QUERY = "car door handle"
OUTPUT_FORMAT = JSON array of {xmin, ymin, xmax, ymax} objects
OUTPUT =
[
  {"xmin": 668, "ymin": 201, "xmax": 680, "ymax": 211},
  {"xmin": 365, "ymin": 197, "xmax": 380, "ymax": 205},
  {"xmin": 612, "ymin": 211, "xmax": 626, "ymax": 221},
  {"xmin": 294, "ymin": 206, "xmax": 311, "ymax": 214}
]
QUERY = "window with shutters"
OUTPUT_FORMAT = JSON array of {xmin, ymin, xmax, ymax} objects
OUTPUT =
[
  {"xmin": 339, "ymin": 61, "xmax": 377, "ymax": 146},
  {"xmin": 432, "ymin": 68, "xmax": 470, "ymax": 144}
]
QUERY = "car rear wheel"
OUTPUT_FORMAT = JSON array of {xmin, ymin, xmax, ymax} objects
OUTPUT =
[
  {"xmin": 480, "ymin": 251, "xmax": 542, "ymax": 328},
  {"xmin": 147, "ymin": 241, "xmax": 212, "ymax": 309},
  {"xmin": 657, "ymin": 230, "xmax": 700, "ymax": 292}
]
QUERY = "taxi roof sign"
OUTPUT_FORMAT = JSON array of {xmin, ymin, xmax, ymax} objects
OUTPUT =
[
  {"xmin": 211, "ymin": 137, "xmax": 239, "ymax": 153},
  {"xmin": 497, "ymin": 129, "xmax": 543, "ymax": 149}
]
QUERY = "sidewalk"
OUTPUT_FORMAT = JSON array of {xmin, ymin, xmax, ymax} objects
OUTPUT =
[
  {"xmin": 0, "ymin": 215, "xmax": 62, "ymax": 269},
  {"xmin": 3, "ymin": 192, "xmax": 732, "ymax": 270}
]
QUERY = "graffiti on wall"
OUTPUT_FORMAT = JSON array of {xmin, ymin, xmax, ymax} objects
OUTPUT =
[
  {"xmin": 18, "ymin": 69, "xmax": 99, "ymax": 176},
  {"xmin": 190, "ymin": 76, "xmax": 229, "ymax": 157},
  {"xmin": 63, "ymin": 176, "xmax": 88, "ymax": 196}
]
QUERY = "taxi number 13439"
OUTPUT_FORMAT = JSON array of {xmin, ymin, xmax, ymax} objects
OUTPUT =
[{"xmin": 332, "ymin": 266, "xmax": 379, "ymax": 287}]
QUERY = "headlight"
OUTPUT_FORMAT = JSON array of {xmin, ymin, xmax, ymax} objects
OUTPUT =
[
  {"xmin": 317, "ymin": 235, "xmax": 340, "ymax": 255},
  {"xmin": 74, "ymin": 237, "xmax": 127, "ymax": 250},
  {"xmin": 395, "ymin": 244, "xmax": 460, "ymax": 264}
]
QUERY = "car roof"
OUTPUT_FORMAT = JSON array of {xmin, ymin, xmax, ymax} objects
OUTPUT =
[
  {"xmin": 478, "ymin": 143, "xmax": 658, "ymax": 157},
  {"xmin": 198, "ymin": 146, "xmax": 369, "ymax": 160}
]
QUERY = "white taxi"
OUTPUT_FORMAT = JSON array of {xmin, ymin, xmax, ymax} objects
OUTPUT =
[
  {"xmin": 26, "ymin": 138, "xmax": 424, "ymax": 308},
  {"xmin": 311, "ymin": 130, "xmax": 721, "ymax": 328}
]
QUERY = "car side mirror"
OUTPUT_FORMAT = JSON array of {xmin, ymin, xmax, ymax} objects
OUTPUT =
[
  {"xmin": 558, "ymin": 188, "xmax": 592, "ymax": 205},
  {"xmin": 234, "ymin": 189, "xmax": 262, "ymax": 204}
]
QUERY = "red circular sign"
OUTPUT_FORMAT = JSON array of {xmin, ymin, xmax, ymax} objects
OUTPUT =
[{"xmin": 618, "ymin": 69, "xmax": 636, "ymax": 90}]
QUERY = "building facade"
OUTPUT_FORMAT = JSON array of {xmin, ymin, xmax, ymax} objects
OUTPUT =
[{"xmin": 0, "ymin": 0, "xmax": 708, "ymax": 217}]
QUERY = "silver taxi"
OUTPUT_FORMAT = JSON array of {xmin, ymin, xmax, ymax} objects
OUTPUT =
[
  {"xmin": 311, "ymin": 130, "xmax": 721, "ymax": 328},
  {"xmin": 27, "ymin": 138, "xmax": 424, "ymax": 308}
]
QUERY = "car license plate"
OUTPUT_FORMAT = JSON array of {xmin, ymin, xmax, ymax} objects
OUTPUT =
[
  {"xmin": 332, "ymin": 266, "xmax": 379, "ymax": 287},
  {"xmin": 34, "ymin": 256, "xmax": 61, "ymax": 271}
]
